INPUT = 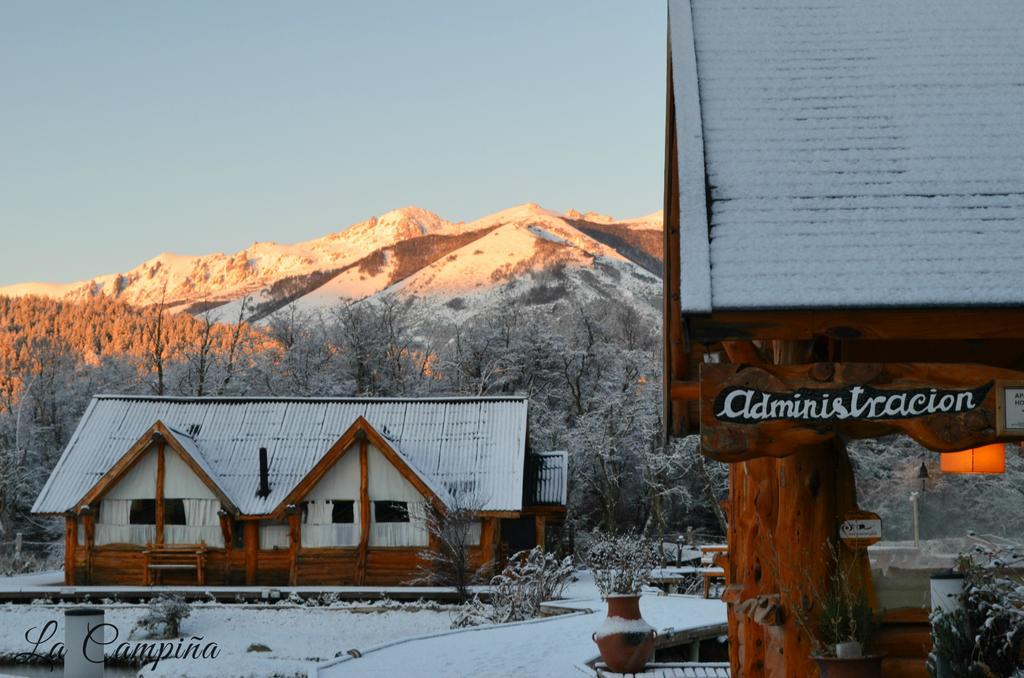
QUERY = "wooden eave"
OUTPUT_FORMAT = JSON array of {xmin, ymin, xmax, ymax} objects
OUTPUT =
[
  {"xmin": 270, "ymin": 416, "xmax": 449, "ymax": 519},
  {"xmin": 682, "ymin": 307, "xmax": 1024, "ymax": 344},
  {"xmin": 74, "ymin": 420, "xmax": 238, "ymax": 515}
]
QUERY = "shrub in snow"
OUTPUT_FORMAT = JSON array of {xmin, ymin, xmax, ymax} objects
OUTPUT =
[
  {"xmin": 451, "ymin": 547, "xmax": 573, "ymax": 627},
  {"xmin": 578, "ymin": 532, "xmax": 658, "ymax": 597},
  {"xmin": 132, "ymin": 595, "xmax": 191, "ymax": 639},
  {"xmin": 411, "ymin": 494, "xmax": 490, "ymax": 602},
  {"xmin": 928, "ymin": 544, "xmax": 1024, "ymax": 676}
]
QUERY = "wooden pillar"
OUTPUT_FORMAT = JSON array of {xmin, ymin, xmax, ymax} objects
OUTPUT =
[
  {"xmin": 287, "ymin": 507, "xmax": 301, "ymax": 586},
  {"xmin": 82, "ymin": 507, "xmax": 95, "ymax": 584},
  {"xmin": 243, "ymin": 521, "xmax": 258, "ymax": 585},
  {"xmin": 534, "ymin": 515, "xmax": 546, "ymax": 551},
  {"xmin": 479, "ymin": 517, "xmax": 495, "ymax": 567},
  {"xmin": 355, "ymin": 434, "xmax": 370, "ymax": 585},
  {"xmin": 219, "ymin": 511, "xmax": 233, "ymax": 583},
  {"xmin": 155, "ymin": 441, "xmax": 166, "ymax": 545},
  {"xmin": 64, "ymin": 514, "xmax": 77, "ymax": 586}
]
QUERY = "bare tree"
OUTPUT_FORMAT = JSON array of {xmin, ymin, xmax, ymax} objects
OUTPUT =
[{"xmin": 412, "ymin": 493, "xmax": 490, "ymax": 601}]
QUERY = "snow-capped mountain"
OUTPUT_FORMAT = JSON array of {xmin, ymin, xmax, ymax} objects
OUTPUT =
[{"xmin": 0, "ymin": 204, "xmax": 663, "ymax": 324}]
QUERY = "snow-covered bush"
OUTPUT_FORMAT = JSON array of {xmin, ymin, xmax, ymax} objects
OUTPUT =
[
  {"xmin": 489, "ymin": 547, "xmax": 573, "ymax": 623},
  {"xmin": 579, "ymin": 532, "xmax": 658, "ymax": 597},
  {"xmin": 928, "ymin": 544, "xmax": 1024, "ymax": 676},
  {"xmin": 132, "ymin": 595, "xmax": 191, "ymax": 639},
  {"xmin": 451, "ymin": 547, "xmax": 573, "ymax": 627}
]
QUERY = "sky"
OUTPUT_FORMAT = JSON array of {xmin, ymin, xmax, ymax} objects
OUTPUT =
[{"xmin": 0, "ymin": 1, "xmax": 665, "ymax": 286}]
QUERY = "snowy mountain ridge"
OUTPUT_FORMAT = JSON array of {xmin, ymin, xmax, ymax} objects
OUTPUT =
[{"xmin": 1, "ymin": 203, "xmax": 663, "ymax": 324}]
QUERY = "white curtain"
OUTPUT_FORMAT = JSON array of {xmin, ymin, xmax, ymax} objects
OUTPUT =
[
  {"xmin": 301, "ymin": 499, "xmax": 359, "ymax": 547},
  {"xmin": 370, "ymin": 501, "xmax": 429, "ymax": 547},
  {"xmin": 260, "ymin": 523, "xmax": 291, "ymax": 550},
  {"xmin": 95, "ymin": 499, "xmax": 155, "ymax": 546},
  {"xmin": 165, "ymin": 499, "xmax": 224, "ymax": 547},
  {"xmin": 466, "ymin": 520, "xmax": 482, "ymax": 547}
]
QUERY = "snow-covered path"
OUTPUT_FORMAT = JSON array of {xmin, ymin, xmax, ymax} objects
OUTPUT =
[{"xmin": 315, "ymin": 575, "xmax": 727, "ymax": 678}]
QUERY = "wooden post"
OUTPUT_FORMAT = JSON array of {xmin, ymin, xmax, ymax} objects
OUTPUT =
[
  {"xmin": 82, "ymin": 507, "xmax": 95, "ymax": 584},
  {"xmin": 287, "ymin": 506, "xmax": 301, "ymax": 586},
  {"xmin": 534, "ymin": 515, "xmax": 546, "ymax": 551},
  {"xmin": 356, "ymin": 434, "xmax": 370, "ymax": 585},
  {"xmin": 244, "ymin": 521, "xmax": 258, "ymax": 585},
  {"xmin": 219, "ymin": 510, "xmax": 233, "ymax": 583},
  {"xmin": 155, "ymin": 441, "xmax": 165, "ymax": 545},
  {"xmin": 64, "ymin": 515, "xmax": 77, "ymax": 585}
]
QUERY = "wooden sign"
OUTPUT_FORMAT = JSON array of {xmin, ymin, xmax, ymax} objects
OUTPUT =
[
  {"xmin": 840, "ymin": 511, "xmax": 882, "ymax": 548},
  {"xmin": 700, "ymin": 362, "xmax": 1024, "ymax": 461}
]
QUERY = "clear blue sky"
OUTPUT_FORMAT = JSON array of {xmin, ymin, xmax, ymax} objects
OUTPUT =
[{"xmin": 0, "ymin": 1, "xmax": 665, "ymax": 286}]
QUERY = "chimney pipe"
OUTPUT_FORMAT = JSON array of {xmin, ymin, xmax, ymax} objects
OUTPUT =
[{"xmin": 257, "ymin": 447, "xmax": 271, "ymax": 498}]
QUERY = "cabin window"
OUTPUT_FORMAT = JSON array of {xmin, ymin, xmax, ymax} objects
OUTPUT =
[
  {"xmin": 129, "ymin": 499, "xmax": 156, "ymax": 525},
  {"xmin": 259, "ymin": 520, "xmax": 291, "ymax": 550},
  {"xmin": 374, "ymin": 500, "xmax": 409, "ymax": 523},
  {"xmin": 332, "ymin": 500, "xmax": 355, "ymax": 524},
  {"xmin": 301, "ymin": 499, "xmax": 359, "ymax": 548},
  {"xmin": 164, "ymin": 499, "xmax": 187, "ymax": 525}
]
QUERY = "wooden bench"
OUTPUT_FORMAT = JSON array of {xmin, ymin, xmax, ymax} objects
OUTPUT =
[
  {"xmin": 700, "ymin": 545, "xmax": 728, "ymax": 598},
  {"xmin": 144, "ymin": 544, "xmax": 207, "ymax": 585}
]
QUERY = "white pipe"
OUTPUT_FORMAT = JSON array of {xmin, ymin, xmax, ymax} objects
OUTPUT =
[{"xmin": 64, "ymin": 608, "xmax": 104, "ymax": 678}]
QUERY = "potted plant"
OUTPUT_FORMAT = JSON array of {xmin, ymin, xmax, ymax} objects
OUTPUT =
[
  {"xmin": 580, "ymin": 532, "xmax": 660, "ymax": 674},
  {"xmin": 811, "ymin": 585, "xmax": 883, "ymax": 678}
]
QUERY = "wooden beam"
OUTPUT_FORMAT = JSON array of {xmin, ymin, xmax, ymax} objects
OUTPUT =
[
  {"xmin": 721, "ymin": 340, "xmax": 764, "ymax": 365},
  {"xmin": 64, "ymin": 515, "xmax": 77, "ymax": 586},
  {"xmin": 701, "ymin": 362, "xmax": 1024, "ymax": 461},
  {"xmin": 687, "ymin": 308, "xmax": 1024, "ymax": 344},
  {"xmin": 219, "ymin": 511, "xmax": 233, "ymax": 582},
  {"xmin": 669, "ymin": 381, "xmax": 700, "ymax": 401},
  {"xmin": 356, "ymin": 436, "xmax": 370, "ymax": 586},
  {"xmin": 155, "ymin": 442, "xmax": 165, "ymax": 546},
  {"xmin": 82, "ymin": 508, "xmax": 95, "ymax": 584},
  {"xmin": 243, "ymin": 521, "xmax": 258, "ymax": 585},
  {"xmin": 288, "ymin": 508, "xmax": 300, "ymax": 586},
  {"xmin": 535, "ymin": 515, "xmax": 546, "ymax": 551}
]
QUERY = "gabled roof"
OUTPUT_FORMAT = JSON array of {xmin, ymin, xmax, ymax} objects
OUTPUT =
[
  {"xmin": 32, "ymin": 396, "xmax": 529, "ymax": 515},
  {"xmin": 669, "ymin": 0, "xmax": 1024, "ymax": 311},
  {"xmin": 276, "ymin": 416, "xmax": 454, "ymax": 514},
  {"xmin": 74, "ymin": 420, "xmax": 237, "ymax": 514}
]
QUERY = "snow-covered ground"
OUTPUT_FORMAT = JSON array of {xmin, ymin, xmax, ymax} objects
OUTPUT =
[
  {"xmin": 316, "ymin": 572, "xmax": 727, "ymax": 678},
  {"xmin": 0, "ymin": 599, "xmax": 456, "ymax": 677},
  {"xmin": 0, "ymin": 571, "xmax": 727, "ymax": 678}
]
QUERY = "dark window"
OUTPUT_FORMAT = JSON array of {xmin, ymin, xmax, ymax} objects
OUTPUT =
[
  {"xmin": 129, "ymin": 499, "xmax": 156, "ymax": 525},
  {"xmin": 331, "ymin": 500, "xmax": 355, "ymax": 524},
  {"xmin": 374, "ymin": 500, "xmax": 409, "ymax": 523},
  {"xmin": 164, "ymin": 499, "xmax": 186, "ymax": 525},
  {"xmin": 233, "ymin": 521, "xmax": 245, "ymax": 549}
]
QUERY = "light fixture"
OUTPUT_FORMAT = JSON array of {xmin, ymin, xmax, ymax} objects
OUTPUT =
[
  {"xmin": 916, "ymin": 462, "xmax": 929, "ymax": 492},
  {"xmin": 940, "ymin": 444, "xmax": 1007, "ymax": 475}
]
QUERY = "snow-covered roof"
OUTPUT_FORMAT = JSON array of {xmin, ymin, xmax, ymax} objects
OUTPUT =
[
  {"xmin": 527, "ymin": 451, "xmax": 568, "ymax": 506},
  {"xmin": 32, "ymin": 395, "xmax": 529, "ymax": 515},
  {"xmin": 670, "ymin": 0, "xmax": 1024, "ymax": 311}
]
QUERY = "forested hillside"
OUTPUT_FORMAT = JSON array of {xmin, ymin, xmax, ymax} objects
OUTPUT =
[{"xmin": 0, "ymin": 292, "xmax": 727, "ymax": 545}]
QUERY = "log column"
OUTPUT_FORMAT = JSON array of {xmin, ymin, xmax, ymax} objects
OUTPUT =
[
  {"xmin": 287, "ymin": 506, "xmax": 301, "ymax": 586},
  {"xmin": 82, "ymin": 507, "xmax": 95, "ymax": 584},
  {"xmin": 244, "ymin": 521, "xmax": 259, "ymax": 585},
  {"xmin": 534, "ymin": 515, "xmax": 546, "ymax": 551},
  {"xmin": 725, "ymin": 340, "xmax": 872, "ymax": 677},
  {"xmin": 64, "ymin": 514, "xmax": 77, "ymax": 585},
  {"xmin": 154, "ymin": 439, "xmax": 166, "ymax": 545},
  {"xmin": 355, "ymin": 433, "xmax": 370, "ymax": 585}
]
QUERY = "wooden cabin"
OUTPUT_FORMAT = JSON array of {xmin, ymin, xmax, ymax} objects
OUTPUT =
[
  {"xmin": 665, "ymin": 1, "xmax": 1024, "ymax": 676},
  {"xmin": 32, "ymin": 396, "xmax": 566, "ymax": 587}
]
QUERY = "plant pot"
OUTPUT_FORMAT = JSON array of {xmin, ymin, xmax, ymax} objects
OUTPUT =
[
  {"xmin": 834, "ymin": 641, "xmax": 862, "ymax": 659},
  {"xmin": 592, "ymin": 595, "xmax": 656, "ymax": 674},
  {"xmin": 814, "ymin": 654, "xmax": 884, "ymax": 678}
]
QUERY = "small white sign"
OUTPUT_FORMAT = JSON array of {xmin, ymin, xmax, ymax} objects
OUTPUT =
[
  {"xmin": 840, "ymin": 519, "xmax": 881, "ymax": 540},
  {"xmin": 1004, "ymin": 388, "xmax": 1024, "ymax": 431}
]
